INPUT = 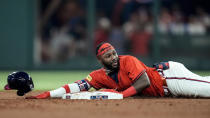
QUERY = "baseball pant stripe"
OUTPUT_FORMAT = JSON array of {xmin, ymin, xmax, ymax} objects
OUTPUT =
[{"xmin": 166, "ymin": 77, "xmax": 210, "ymax": 84}]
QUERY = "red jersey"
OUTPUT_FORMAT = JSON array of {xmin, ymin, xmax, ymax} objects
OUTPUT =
[{"xmin": 85, "ymin": 55, "xmax": 164, "ymax": 97}]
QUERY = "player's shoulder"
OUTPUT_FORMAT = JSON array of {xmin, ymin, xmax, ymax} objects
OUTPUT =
[
  {"xmin": 119, "ymin": 55, "xmax": 143, "ymax": 68},
  {"xmin": 86, "ymin": 68, "xmax": 105, "ymax": 82},
  {"xmin": 89, "ymin": 68, "xmax": 105, "ymax": 76},
  {"xmin": 119, "ymin": 55, "xmax": 139, "ymax": 62}
]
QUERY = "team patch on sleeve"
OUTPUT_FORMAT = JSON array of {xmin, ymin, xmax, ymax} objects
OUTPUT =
[{"xmin": 75, "ymin": 79, "xmax": 91, "ymax": 91}]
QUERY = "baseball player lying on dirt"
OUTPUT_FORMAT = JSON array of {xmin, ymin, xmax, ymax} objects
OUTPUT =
[{"xmin": 5, "ymin": 43, "xmax": 210, "ymax": 99}]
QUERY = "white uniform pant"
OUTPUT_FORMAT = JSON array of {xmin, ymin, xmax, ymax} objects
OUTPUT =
[{"xmin": 163, "ymin": 61, "xmax": 210, "ymax": 97}]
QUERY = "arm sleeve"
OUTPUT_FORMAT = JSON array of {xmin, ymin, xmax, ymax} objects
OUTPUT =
[{"xmin": 124, "ymin": 56, "xmax": 146, "ymax": 82}]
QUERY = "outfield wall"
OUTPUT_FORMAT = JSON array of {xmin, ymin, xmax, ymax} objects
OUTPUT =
[
  {"xmin": 0, "ymin": 1, "xmax": 209, "ymax": 70},
  {"xmin": 0, "ymin": 0, "xmax": 35, "ymax": 70}
]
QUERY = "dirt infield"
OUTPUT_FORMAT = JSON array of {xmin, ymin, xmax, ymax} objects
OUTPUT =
[{"xmin": 0, "ymin": 91, "xmax": 210, "ymax": 118}]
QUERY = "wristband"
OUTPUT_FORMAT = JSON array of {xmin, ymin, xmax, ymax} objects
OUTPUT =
[{"xmin": 122, "ymin": 86, "xmax": 137, "ymax": 98}]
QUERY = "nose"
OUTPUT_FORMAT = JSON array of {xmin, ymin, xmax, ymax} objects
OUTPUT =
[{"xmin": 111, "ymin": 54, "xmax": 117, "ymax": 61}]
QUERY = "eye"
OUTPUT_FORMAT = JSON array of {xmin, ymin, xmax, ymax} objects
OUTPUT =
[
  {"xmin": 105, "ymin": 54, "xmax": 111, "ymax": 58},
  {"xmin": 113, "ymin": 52, "xmax": 116, "ymax": 55}
]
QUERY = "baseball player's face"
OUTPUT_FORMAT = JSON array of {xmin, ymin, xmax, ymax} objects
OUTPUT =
[{"xmin": 100, "ymin": 49, "xmax": 119, "ymax": 70}]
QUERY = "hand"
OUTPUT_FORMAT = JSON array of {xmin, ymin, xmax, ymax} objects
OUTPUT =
[{"xmin": 25, "ymin": 91, "xmax": 50, "ymax": 99}]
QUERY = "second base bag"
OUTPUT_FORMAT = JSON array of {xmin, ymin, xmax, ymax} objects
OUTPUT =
[{"xmin": 62, "ymin": 91, "xmax": 123, "ymax": 100}]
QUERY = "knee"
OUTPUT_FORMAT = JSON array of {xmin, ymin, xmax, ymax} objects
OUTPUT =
[{"xmin": 170, "ymin": 61, "xmax": 185, "ymax": 68}]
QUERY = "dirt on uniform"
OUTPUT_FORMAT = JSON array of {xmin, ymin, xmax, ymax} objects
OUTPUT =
[{"xmin": 0, "ymin": 91, "xmax": 210, "ymax": 118}]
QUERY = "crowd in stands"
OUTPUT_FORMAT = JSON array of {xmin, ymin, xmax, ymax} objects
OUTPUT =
[{"xmin": 39, "ymin": 0, "xmax": 210, "ymax": 63}]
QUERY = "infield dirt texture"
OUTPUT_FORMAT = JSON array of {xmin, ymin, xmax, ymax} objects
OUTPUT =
[
  {"xmin": 0, "ymin": 91, "xmax": 210, "ymax": 118},
  {"xmin": 1, "ymin": 71, "xmax": 210, "ymax": 118}
]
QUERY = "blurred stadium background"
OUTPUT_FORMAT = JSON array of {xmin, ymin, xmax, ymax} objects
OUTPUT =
[{"xmin": 0, "ymin": 0, "xmax": 210, "ymax": 90}]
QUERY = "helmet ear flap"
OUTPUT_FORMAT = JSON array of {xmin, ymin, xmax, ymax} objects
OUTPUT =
[{"xmin": 28, "ymin": 77, "xmax": 34, "ymax": 89}]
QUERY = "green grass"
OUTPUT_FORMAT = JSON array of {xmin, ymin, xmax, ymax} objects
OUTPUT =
[
  {"xmin": 0, "ymin": 70, "xmax": 210, "ymax": 91},
  {"xmin": 193, "ymin": 71, "xmax": 210, "ymax": 76}
]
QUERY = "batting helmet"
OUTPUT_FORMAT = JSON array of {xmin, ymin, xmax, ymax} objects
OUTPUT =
[{"xmin": 7, "ymin": 71, "xmax": 34, "ymax": 96}]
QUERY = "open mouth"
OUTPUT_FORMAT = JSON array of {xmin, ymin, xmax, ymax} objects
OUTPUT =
[{"xmin": 112, "ymin": 61, "xmax": 118, "ymax": 67}]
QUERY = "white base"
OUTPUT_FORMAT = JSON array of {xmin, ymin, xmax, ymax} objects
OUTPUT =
[{"xmin": 62, "ymin": 91, "xmax": 123, "ymax": 100}]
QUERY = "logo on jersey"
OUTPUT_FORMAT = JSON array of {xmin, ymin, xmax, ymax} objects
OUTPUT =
[{"xmin": 86, "ymin": 75, "xmax": 92, "ymax": 82}]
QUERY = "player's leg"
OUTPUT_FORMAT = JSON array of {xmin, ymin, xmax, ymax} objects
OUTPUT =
[
  {"xmin": 202, "ymin": 76, "xmax": 210, "ymax": 79},
  {"xmin": 163, "ymin": 61, "xmax": 210, "ymax": 97},
  {"xmin": 163, "ymin": 61, "xmax": 201, "ymax": 78},
  {"xmin": 166, "ymin": 78, "xmax": 210, "ymax": 97}
]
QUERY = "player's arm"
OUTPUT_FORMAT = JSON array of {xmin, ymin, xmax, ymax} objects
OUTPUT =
[
  {"xmin": 121, "ymin": 72, "xmax": 150, "ymax": 98},
  {"xmin": 101, "ymin": 72, "xmax": 150, "ymax": 98},
  {"xmin": 26, "ymin": 79, "xmax": 92, "ymax": 99},
  {"xmin": 121, "ymin": 56, "xmax": 151, "ymax": 98}
]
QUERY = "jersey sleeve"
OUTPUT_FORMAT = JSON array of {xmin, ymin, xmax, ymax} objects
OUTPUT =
[
  {"xmin": 84, "ymin": 71, "xmax": 104, "ymax": 90},
  {"xmin": 123, "ymin": 56, "xmax": 146, "ymax": 82}
]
